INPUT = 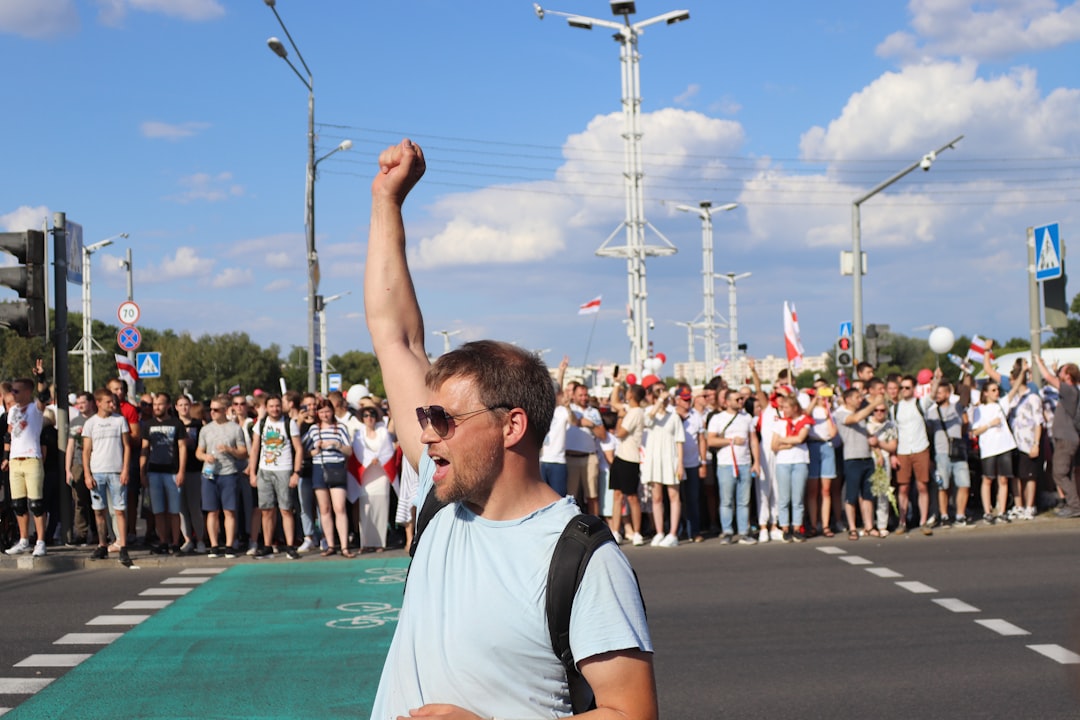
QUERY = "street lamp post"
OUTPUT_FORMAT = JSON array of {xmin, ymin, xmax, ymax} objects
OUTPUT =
[
  {"xmin": 536, "ymin": 2, "xmax": 689, "ymax": 374},
  {"xmin": 675, "ymin": 201, "xmax": 737, "ymax": 376},
  {"xmin": 717, "ymin": 271, "xmax": 751, "ymax": 362},
  {"xmin": 319, "ymin": 289, "xmax": 351, "ymax": 394},
  {"xmin": 119, "ymin": 248, "xmax": 135, "ymax": 403},
  {"xmin": 70, "ymin": 233, "xmax": 127, "ymax": 391},
  {"xmin": 850, "ymin": 135, "xmax": 963, "ymax": 361},
  {"xmin": 264, "ymin": 0, "xmax": 352, "ymax": 393},
  {"xmin": 673, "ymin": 320, "xmax": 696, "ymax": 386},
  {"xmin": 432, "ymin": 329, "xmax": 461, "ymax": 356}
]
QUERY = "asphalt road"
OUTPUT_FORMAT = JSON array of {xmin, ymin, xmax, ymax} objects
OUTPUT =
[{"xmin": 2, "ymin": 519, "xmax": 1079, "ymax": 719}]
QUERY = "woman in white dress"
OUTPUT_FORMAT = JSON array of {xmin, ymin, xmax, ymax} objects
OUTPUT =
[
  {"xmin": 354, "ymin": 405, "xmax": 396, "ymax": 551},
  {"xmin": 641, "ymin": 383, "xmax": 685, "ymax": 547}
]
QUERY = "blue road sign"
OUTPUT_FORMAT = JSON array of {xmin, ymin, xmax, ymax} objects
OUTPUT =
[
  {"xmin": 137, "ymin": 351, "xmax": 161, "ymax": 378},
  {"xmin": 839, "ymin": 322, "xmax": 853, "ymax": 338},
  {"xmin": 117, "ymin": 326, "xmax": 141, "ymax": 352},
  {"xmin": 1035, "ymin": 223, "xmax": 1063, "ymax": 282}
]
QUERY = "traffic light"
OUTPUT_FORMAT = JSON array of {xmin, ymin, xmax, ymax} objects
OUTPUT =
[
  {"xmin": 835, "ymin": 335, "xmax": 853, "ymax": 370},
  {"xmin": 0, "ymin": 230, "xmax": 46, "ymax": 337}
]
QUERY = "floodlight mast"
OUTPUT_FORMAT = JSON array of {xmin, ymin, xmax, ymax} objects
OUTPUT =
[
  {"xmin": 675, "ymin": 201, "xmax": 737, "ymax": 376},
  {"xmin": 536, "ymin": 3, "xmax": 689, "ymax": 374}
]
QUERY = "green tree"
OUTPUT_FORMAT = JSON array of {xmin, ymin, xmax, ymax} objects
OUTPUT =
[
  {"xmin": 1045, "ymin": 292, "xmax": 1080, "ymax": 348},
  {"xmin": 328, "ymin": 350, "xmax": 384, "ymax": 396}
]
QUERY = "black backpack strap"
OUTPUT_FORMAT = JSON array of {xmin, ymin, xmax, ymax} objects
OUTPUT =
[
  {"xmin": 409, "ymin": 485, "xmax": 448, "ymax": 558},
  {"xmin": 546, "ymin": 513, "xmax": 622, "ymax": 715}
]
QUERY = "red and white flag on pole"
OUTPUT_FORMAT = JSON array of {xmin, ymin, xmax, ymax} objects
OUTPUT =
[
  {"xmin": 115, "ymin": 353, "xmax": 138, "ymax": 389},
  {"xmin": 783, "ymin": 301, "xmax": 805, "ymax": 369},
  {"xmin": 578, "ymin": 295, "xmax": 602, "ymax": 315}
]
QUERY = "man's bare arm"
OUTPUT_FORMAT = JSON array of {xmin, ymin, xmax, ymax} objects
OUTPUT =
[
  {"xmin": 365, "ymin": 139, "xmax": 430, "ymax": 471},
  {"xmin": 578, "ymin": 649, "xmax": 658, "ymax": 720}
]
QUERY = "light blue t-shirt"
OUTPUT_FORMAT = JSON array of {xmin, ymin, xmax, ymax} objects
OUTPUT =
[{"xmin": 370, "ymin": 452, "xmax": 651, "ymax": 720}]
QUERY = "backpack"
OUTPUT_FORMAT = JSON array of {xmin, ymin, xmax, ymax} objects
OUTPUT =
[{"xmin": 409, "ymin": 487, "xmax": 643, "ymax": 714}]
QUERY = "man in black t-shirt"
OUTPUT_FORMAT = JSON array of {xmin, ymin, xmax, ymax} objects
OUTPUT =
[{"xmin": 140, "ymin": 392, "xmax": 188, "ymax": 554}]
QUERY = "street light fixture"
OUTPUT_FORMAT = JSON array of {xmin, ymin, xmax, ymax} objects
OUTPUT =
[
  {"xmin": 70, "ymin": 233, "xmax": 127, "ymax": 391},
  {"xmin": 850, "ymin": 134, "xmax": 963, "ymax": 361},
  {"xmin": 675, "ymin": 201, "xmax": 737, "ymax": 376},
  {"xmin": 717, "ymin": 271, "xmax": 751, "ymax": 363},
  {"xmin": 432, "ymin": 329, "xmax": 462, "ymax": 356},
  {"xmin": 264, "ymin": 0, "xmax": 353, "ymax": 393},
  {"xmin": 318, "ymin": 290, "xmax": 351, "ymax": 394},
  {"xmin": 536, "ymin": 3, "xmax": 689, "ymax": 375}
]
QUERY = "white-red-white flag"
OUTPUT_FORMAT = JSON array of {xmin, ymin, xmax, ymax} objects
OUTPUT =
[
  {"xmin": 783, "ymin": 301, "xmax": 805, "ymax": 369},
  {"xmin": 966, "ymin": 335, "xmax": 990, "ymax": 366},
  {"xmin": 115, "ymin": 354, "xmax": 138, "ymax": 389},
  {"xmin": 578, "ymin": 296, "xmax": 602, "ymax": 315}
]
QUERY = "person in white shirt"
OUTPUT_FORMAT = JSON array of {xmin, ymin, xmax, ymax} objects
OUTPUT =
[
  {"xmin": 892, "ymin": 374, "xmax": 933, "ymax": 535},
  {"xmin": 707, "ymin": 389, "xmax": 760, "ymax": 544},
  {"xmin": 969, "ymin": 381, "xmax": 1017, "ymax": 524},
  {"xmin": 4, "ymin": 362, "xmax": 50, "ymax": 557},
  {"xmin": 566, "ymin": 382, "xmax": 604, "ymax": 516}
]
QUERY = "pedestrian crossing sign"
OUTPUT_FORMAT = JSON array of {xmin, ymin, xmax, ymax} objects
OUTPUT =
[
  {"xmin": 136, "ymin": 351, "xmax": 161, "ymax": 378},
  {"xmin": 1035, "ymin": 223, "xmax": 1063, "ymax": 282}
]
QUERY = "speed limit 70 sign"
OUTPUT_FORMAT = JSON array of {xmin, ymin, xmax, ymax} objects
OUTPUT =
[{"xmin": 117, "ymin": 301, "xmax": 140, "ymax": 326}]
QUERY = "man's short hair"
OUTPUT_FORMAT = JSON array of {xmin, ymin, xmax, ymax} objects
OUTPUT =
[
  {"xmin": 842, "ymin": 388, "xmax": 862, "ymax": 404},
  {"xmin": 703, "ymin": 377, "xmax": 723, "ymax": 393},
  {"xmin": 155, "ymin": 391, "xmax": 172, "ymax": 404},
  {"xmin": 425, "ymin": 340, "xmax": 555, "ymax": 450},
  {"xmin": 93, "ymin": 387, "xmax": 113, "ymax": 404},
  {"xmin": 867, "ymin": 378, "xmax": 885, "ymax": 393},
  {"xmin": 1062, "ymin": 363, "xmax": 1080, "ymax": 384},
  {"xmin": 856, "ymin": 361, "xmax": 875, "ymax": 376}
]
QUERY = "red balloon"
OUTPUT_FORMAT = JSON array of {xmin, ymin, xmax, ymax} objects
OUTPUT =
[
  {"xmin": 656, "ymin": 353, "xmax": 667, "ymax": 365},
  {"xmin": 625, "ymin": 373, "xmax": 637, "ymax": 386}
]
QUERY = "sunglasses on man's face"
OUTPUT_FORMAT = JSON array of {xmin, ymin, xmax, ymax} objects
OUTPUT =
[{"xmin": 415, "ymin": 405, "xmax": 507, "ymax": 439}]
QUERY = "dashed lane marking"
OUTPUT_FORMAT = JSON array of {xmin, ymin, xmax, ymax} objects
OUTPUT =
[
  {"xmin": 816, "ymin": 546, "xmax": 847, "ymax": 555},
  {"xmin": 114, "ymin": 600, "xmax": 173, "ymax": 610},
  {"xmin": 54, "ymin": 633, "xmax": 121, "ymax": 645},
  {"xmin": 139, "ymin": 588, "xmax": 191, "ymax": 597},
  {"xmin": 895, "ymin": 581, "xmax": 937, "ymax": 594},
  {"xmin": 865, "ymin": 567, "xmax": 903, "ymax": 578},
  {"xmin": 976, "ymin": 619, "xmax": 1030, "ymax": 636},
  {"xmin": 14, "ymin": 654, "xmax": 91, "ymax": 668},
  {"xmin": 933, "ymin": 598, "xmax": 980, "ymax": 613},
  {"xmin": 179, "ymin": 567, "xmax": 227, "ymax": 575},
  {"xmin": 839, "ymin": 555, "xmax": 872, "ymax": 565},
  {"xmin": 1027, "ymin": 644, "xmax": 1080, "ymax": 664},
  {"xmin": 160, "ymin": 577, "xmax": 210, "ymax": 585},
  {"xmin": 0, "ymin": 678, "xmax": 53, "ymax": 693},
  {"xmin": 86, "ymin": 614, "xmax": 150, "ymax": 626}
]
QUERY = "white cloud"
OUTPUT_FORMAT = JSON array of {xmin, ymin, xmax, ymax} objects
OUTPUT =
[
  {"xmin": 167, "ymin": 172, "xmax": 245, "ymax": 204},
  {"xmin": 406, "ymin": 108, "xmax": 745, "ymax": 271},
  {"xmin": 0, "ymin": 205, "xmax": 50, "ymax": 232},
  {"xmin": 674, "ymin": 83, "xmax": 700, "ymax": 105},
  {"xmin": 0, "ymin": 0, "xmax": 78, "ymax": 38},
  {"xmin": 97, "ymin": 0, "xmax": 224, "ymax": 25},
  {"xmin": 263, "ymin": 278, "xmax": 292, "ymax": 292},
  {"xmin": 136, "ymin": 246, "xmax": 215, "ymax": 282},
  {"xmin": 879, "ymin": 0, "xmax": 1080, "ymax": 62},
  {"xmin": 265, "ymin": 252, "xmax": 291, "ymax": 269},
  {"xmin": 211, "ymin": 267, "xmax": 252, "ymax": 288},
  {"xmin": 140, "ymin": 120, "xmax": 210, "ymax": 141}
]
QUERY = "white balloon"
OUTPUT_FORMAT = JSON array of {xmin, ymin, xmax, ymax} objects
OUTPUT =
[{"xmin": 928, "ymin": 326, "xmax": 955, "ymax": 354}]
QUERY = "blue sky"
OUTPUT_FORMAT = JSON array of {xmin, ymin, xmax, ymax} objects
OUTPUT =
[{"xmin": 3, "ymin": 0, "xmax": 1080, "ymax": 380}]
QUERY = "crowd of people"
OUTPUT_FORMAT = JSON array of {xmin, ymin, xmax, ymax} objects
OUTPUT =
[
  {"xmin": 540, "ymin": 350, "xmax": 1076, "ymax": 546},
  {"xmin": 3, "ymin": 344, "xmax": 1074, "ymax": 565},
  {"xmin": 1, "ymin": 371, "xmax": 404, "ymax": 566}
]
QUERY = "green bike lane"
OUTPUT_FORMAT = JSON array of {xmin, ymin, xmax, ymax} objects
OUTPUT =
[{"xmin": 7, "ymin": 557, "xmax": 410, "ymax": 720}]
